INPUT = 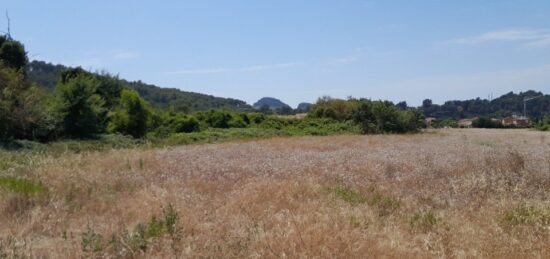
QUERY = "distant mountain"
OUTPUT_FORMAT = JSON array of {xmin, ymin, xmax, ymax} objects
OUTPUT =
[
  {"xmin": 253, "ymin": 97, "xmax": 289, "ymax": 109},
  {"xmin": 296, "ymin": 102, "xmax": 312, "ymax": 111},
  {"xmin": 26, "ymin": 60, "xmax": 253, "ymax": 112}
]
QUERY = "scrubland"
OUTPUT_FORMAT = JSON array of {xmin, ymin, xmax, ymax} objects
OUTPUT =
[{"xmin": 1, "ymin": 129, "xmax": 550, "ymax": 258}]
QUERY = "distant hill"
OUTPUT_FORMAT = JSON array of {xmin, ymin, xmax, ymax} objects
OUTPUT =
[
  {"xmin": 296, "ymin": 102, "xmax": 312, "ymax": 111},
  {"xmin": 26, "ymin": 60, "xmax": 253, "ymax": 112},
  {"xmin": 421, "ymin": 90, "xmax": 550, "ymax": 119},
  {"xmin": 253, "ymin": 97, "xmax": 289, "ymax": 109}
]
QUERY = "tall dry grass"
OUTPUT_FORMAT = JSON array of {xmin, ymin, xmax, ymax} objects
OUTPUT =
[{"xmin": 1, "ymin": 129, "xmax": 550, "ymax": 258}]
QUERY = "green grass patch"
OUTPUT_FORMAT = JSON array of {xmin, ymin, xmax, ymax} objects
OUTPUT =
[
  {"xmin": 504, "ymin": 205, "xmax": 550, "ymax": 227},
  {"xmin": 324, "ymin": 186, "xmax": 366, "ymax": 205},
  {"xmin": 410, "ymin": 210, "xmax": 438, "ymax": 232},
  {"xmin": 0, "ymin": 176, "xmax": 44, "ymax": 196},
  {"xmin": 324, "ymin": 186, "xmax": 401, "ymax": 216},
  {"xmin": 368, "ymin": 193, "xmax": 401, "ymax": 216}
]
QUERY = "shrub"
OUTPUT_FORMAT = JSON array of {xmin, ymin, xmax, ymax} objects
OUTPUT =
[
  {"xmin": 353, "ymin": 99, "xmax": 423, "ymax": 134},
  {"xmin": 257, "ymin": 117, "xmax": 296, "ymax": 130},
  {"xmin": 473, "ymin": 116, "xmax": 502, "ymax": 128},
  {"xmin": 308, "ymin": 96, "xmax": 359, "ymax": 121},
  {"xmin": 108, "ymin": 89, "xmax": 152, "ymax": 138},
  {"xmin": 198, "ymin": 110, "xmax": 233, "ymax": 128},
  {"xmin": 247, "ymin": 113, "xmax": 266, "ymax": 124},
  {"xmin": 171, "ymin": 115, "xmax": 200, "ymax": 133}
]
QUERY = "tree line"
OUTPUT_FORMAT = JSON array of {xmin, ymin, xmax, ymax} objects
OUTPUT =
[
  {"xmin": 0, "ymin": 35, "xmax": 424, "ymax": 143},
  {"xmin": 420, "ymin": 91, "xmax": 550, "ymax": 120},
  {"xmin": 27, "ymin": 60, "xmax": 253, "ymax": 113}
]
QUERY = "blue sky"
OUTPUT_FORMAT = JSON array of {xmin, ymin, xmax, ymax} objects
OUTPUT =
[{"xmin": 2, "ymin": 0, "xmax": 550, "ymax": 107}]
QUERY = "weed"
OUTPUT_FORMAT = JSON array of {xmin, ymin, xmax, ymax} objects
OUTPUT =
[
  {"xmin": 81, "ymin": 225, "xmax": 104, "ymax": 253},
  {"xmin": 80, "ymin": 204, "xmax": 179, "ymax": 256},
  {"xmin": 324, "ymin": 186, "xmax": 366, "ymax": 205},
  {"xmin": 504, "ymin": 205, "xmax": 550, "ymax": 227},
  {"xmin": 163, "ymin": 204, "xmax": 178, "ymax": 236},
  {"xmin": 368, "ymin": 193, "xmax": 400, "ymax": 216},
  {"xmin": 410, "ymin": 210, "xmax": 438, "ymax": 232}
]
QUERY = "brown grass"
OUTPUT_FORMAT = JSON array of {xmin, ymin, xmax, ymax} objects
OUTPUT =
[{"xmin": 1, "ymin": 129, "xmax": 550, "ymax": 258}]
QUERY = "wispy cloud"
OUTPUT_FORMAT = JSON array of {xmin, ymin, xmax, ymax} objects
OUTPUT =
[
  {"xmin": 452, "ymin": 28, "xmax": 550, "ymax": 47},
  {"xmin": 113, "ymin": 51, "xmax": 140, "ymax": 60},
  {"xmin": 324, "ymin": 57, "xmax": 358, "ymax": 66},
  {"xmin": 166, "ymin": 62, "xmax": 299, "ymax": 75}
]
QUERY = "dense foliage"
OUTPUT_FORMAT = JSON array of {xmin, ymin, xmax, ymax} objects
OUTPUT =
[
  {"xmin": 108, "ymin": 89, "xmax": 152, "ymax": 138},
  {"xmin": 0, "ymin": 35, "xmax": 27, "ymax": 71},
  {"xmin": 0, "ymin": 65, "xmax": 52, "ymax": 140},
  {"xmin": 471, "ymin": 117, "xmax": 503, "ymax": 128},
  {"xmin": 7, "ymin": 34, "xmax": 532, "ymax": 145},
  {"xmin": 53, "ymin": 71, "xmax": 111, "ymax": 138},
  {"xmin": 535, "ymin": 116, "xmax": 550, "ymax": 131},
  {"xmin": 308, "ymin": 97, "xmax": 424, "ymax": 134}
]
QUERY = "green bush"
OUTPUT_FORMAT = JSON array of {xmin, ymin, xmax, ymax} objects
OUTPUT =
[
  {"xmin": 535, "ymin": 115, "xmax": 550, "ymax": 131},
  {"xmin": 308, "ymin": 96, "xmax": 360, "ymax": 121},
  {"xmin": 108, "ymin": 89, "xmax": 152, "ymax": 138},
  {"xmin": 432, "ymin": 118, "xmax": 458, "ymax": 128},
  {"xmin": 197, "ymin": 110, "xmax": 233, "ymax": 128},
  {"xmin": 353, "ymin": 99, "xmax": 423, "ymax": 134},
  {"xmin": 472, "ymin": 116, "xmax": 503, "ymax": 128}
]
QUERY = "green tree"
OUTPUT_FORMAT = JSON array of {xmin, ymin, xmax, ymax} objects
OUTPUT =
[
  {"xmin": 0, "ymin": 36, "xmax": 53, "ymax": 141},
  {"xmin": 422, "ymin": 99, "xmax": 432, "ymax": 108},
  {"xmin": 0, "ymin": 35, "xmax": 28, "ymax": 71},
  {"xmin": 352, "ymin": 100, "xmax": 376, "ymax": 133},
  {"xmin": 95, "ymin": 73, "xmax": 123, "ymax": 109},
  {"xmin": 0, "ymin": 66, "xmax": 51, "ymax": 140},
  {"xmin": 108, "ymin": 89, "xmax": 152, "ymax": 138},
  {"xmin": 54, "ymin": 74, "xmax": 107, "ymax": 138}
]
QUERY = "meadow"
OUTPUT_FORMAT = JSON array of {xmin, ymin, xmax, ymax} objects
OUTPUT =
[{"xmin": 1, "ymin": 129, "xmax": 549, "ymax": 258}]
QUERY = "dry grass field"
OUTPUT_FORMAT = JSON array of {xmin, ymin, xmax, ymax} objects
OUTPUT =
[{"xmin": 1, "ymin": 129, "xmax": 550, "ymax": 258}]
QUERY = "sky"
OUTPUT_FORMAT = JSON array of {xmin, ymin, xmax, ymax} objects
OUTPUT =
[{"xmin": 2, "ymin": 0, "xmax": 550, "ymax": 107}]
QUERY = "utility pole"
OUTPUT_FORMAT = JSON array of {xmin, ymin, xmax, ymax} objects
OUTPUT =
[
  {"xmin": 5, "ymin": 10, "xmax": 11, "ymax": 39},
  {"xmin": 523, "ymin": 95, "xmax": 542, "ymax": 118}
]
